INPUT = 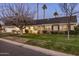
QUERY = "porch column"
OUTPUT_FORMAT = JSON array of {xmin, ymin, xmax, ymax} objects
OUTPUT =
[
  {"xmin": 58, "ymin": 25, "xmax": 60, "ymax": 31},
  {"xmin": 52, "ymin": 25, "xmax": 53, "ymax": 31}
]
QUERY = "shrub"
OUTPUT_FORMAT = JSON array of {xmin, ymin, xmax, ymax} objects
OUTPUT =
[
  {"xmin": 50, "ymin": 31, "xmax": 58, "ymax": 34},
  {"xmin": 70, "ymin": 30, "xmax": 76, "ymax": 35},
  {"xmin": 58, "ymin": 31, "xmax": 64, "ymax": 34},
  {"xmin": 42, "ymin": 30, "xmax": 48, "ymax": 34},
  {"xmin": 50, "ymin": 31, "xmax": 64, "ymax": 34},
  {"xmin": 25, "ymin": 29, "xmax": 29, "ymax": 33},
  {"xmin": 74, "ymin": 26, "xmax": 79, "ymax": 34},
  {"xmin": 37, "ymin": 30, "xmax": 41, "ymax": 34},
  {"xmin": 12, "ymin": 30, "xmax": 16, "ymax": 33},
  {"xmin": 64, "ymin": 30, "xmax": 76, "ymax": 35},
  {"xmin": 64, "ymin": 31, "xmax": 67, "ymax": 35}
]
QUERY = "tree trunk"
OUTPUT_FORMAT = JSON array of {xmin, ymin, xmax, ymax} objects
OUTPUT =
[
  {"xmin": 67, "ymin": 15, "xmax": 71, "ymax": 40},
  {"xmin": 20, "ymin": 29, "xmax": 23, "ymax": 35},
  {"xmin": 43, "ymin": 10, "xmax": 45, "ymax": 19}
]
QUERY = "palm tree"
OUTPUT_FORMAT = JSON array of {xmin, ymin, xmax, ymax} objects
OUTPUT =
[
  {"xmin": 42, "ymin": 4, "xmax": 47, "ymax": 19},
  {"xmin": 53, "ymin": 11, "xmax": 59, "ymax": 17}
]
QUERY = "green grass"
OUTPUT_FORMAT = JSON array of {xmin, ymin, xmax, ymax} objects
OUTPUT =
[
  {"xmin": 1, "ymin": 33, "xmax": 79, "ymax": 55},
  {"xmin": 19, "ymin": 34, "xmax": 79, "ymax": 55}
]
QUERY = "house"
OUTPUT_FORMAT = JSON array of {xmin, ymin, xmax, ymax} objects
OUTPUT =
[
  {"xmin": 0, "ymin": 20, "xmax": 20, "ymax": 33},
  {"xmin": 25, "ymin": 16, "xmax": 77, "ymax": 34},
  {"xmin": 0, "ymin": 16, "xmax": 77, "ymax": 34}
]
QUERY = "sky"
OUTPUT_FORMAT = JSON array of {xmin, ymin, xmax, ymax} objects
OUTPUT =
[
  {"xmin": 26, "ymin": 3, "xmax": 79, "ymax": 23},
  {"xmin": 28, "ymin": 3, "xmax": 63, "ymax": 19},
  {"xmin": 0, "ymin": 3, "xmax": 63, "ymax": 19},
  {"xmin": 0, "ymin": 3, "xmax": 79, "ymax": 22}
]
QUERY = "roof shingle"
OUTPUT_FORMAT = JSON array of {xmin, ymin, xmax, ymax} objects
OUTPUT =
[{"xmin": 33, "ymin": 16, "xmax": 77, "ymax": 25}]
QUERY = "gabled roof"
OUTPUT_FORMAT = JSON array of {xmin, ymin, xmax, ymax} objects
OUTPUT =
[{"xmin": 33, "ymin": 16, "xmax": 77, "ymax": 25}]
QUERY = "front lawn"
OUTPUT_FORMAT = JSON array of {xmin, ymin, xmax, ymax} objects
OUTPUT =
[
  {"xmin": 1, "ymin": 33, "xmax": 79, "ymax": 55},
  {"xmin": 18, "ymin": 34, "xmax": 79, "ymax": 55}
]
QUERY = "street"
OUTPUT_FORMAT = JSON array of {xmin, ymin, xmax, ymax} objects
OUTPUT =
[{"xmin": 0, "ymin": 40, "xmax": 49, "ymax": 56}]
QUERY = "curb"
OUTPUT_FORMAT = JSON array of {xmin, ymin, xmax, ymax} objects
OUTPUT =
[{"xmin": 0, "ymin": 38, "xmax": 74, "ymax": 56}]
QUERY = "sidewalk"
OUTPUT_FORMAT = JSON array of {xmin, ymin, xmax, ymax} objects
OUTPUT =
[{"xmin": 0, "ymin": 38, "xmax": 74, "ymax": 56}]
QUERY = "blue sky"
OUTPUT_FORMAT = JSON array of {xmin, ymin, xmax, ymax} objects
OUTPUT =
[
  {"xmin": 28, "ymin": 3, "xmax": 79, "ymax": 23},
  {"xmin": 28, "ymin": 3, "xmax": 63, "ymax": 19},
  {"xmin": 0, "ymin": 3, "xmax": 63, "ymax": 19},
  {"xmin": 0, "ymin": 3, "xmax": 79, "ymax": 22}
]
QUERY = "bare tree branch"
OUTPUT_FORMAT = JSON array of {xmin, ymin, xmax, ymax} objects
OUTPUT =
[
  {"xmin": 58, "ymin": 3, "xmax": 78, "ymax": 40},
  {"xmin": 0, "ymin": 3, "xmax": 36, "ymax": 34}
]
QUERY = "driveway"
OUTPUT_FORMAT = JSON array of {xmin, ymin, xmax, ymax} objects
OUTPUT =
[{"xmin": 0, "ymin": 40, "xmax": 49, "ymax": 56}]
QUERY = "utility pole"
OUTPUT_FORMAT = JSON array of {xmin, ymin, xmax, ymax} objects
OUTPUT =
[{"xmin": 37, "ymin": 3, "xmax": 39, "ymax": 19}]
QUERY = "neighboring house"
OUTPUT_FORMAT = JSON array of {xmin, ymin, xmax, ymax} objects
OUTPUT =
[
  {"xmin": 3, "ymin": 26, "xmax": 20, "ymax": 33},
  {"xmin": 0, "ymin": 20, "xmax": 20, "ymax": 33},
  {"xmin": 0, "ymin": 16, "xmax": 77, "ymax": 34}
]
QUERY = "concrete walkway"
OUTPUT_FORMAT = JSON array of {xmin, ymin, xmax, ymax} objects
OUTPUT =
[{"xmin": 0, "ymin": 38, "xmax": 73, "ymax": 56}]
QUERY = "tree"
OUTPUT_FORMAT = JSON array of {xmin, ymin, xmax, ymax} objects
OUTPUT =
[
  {"xmin": 53, "ymin": 11, "xmax": 59, "ymax": 17},
  {"xmin": 0, "ymin": 3, "xmax": 36, "ymax": 35},
  {"xmin": 42, "ymin": 4, "xmax": 47, "ymax": 19},
  {"xmin": 74, "ymin": 24, "xmax": 79, "ymax": 34},
  {"xmin": 59, "ymin": 3, "xmax": 78, "ymax": 40},
  {"xmin": 0, "ymin": 24, "xmax": 2, "ymax": 30}
]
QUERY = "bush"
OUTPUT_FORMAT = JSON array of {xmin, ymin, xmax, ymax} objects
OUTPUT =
[
  {"xmin": 70, "ymin": 30, "xmax": 76, "ymax": 35},
  {"xmin": 25, "ymin": 29, "xmax": 29, "ymax": 33},
  {"xmin": 50, "ymin": 30, "xmax": 77, "ymax": 35},
  {"xmin": 58, "ymin": 31, "xmax": 64, "ymax": 34},
  {"xmin": 64, "ymin": 31, "xmax": 67, "ymax": 35},
  {"xmin": 74, "ymin": 26, "xmax": 79, "ymax": 34},
  {"xmin": 12, "ymin": 30, "xmax": 18, "ymax": 34},
  {"xmin": 50, "ymin": 31, "xmax": 64, "ymax": 34},
  {"xmin": 51, "ymin": 31, "xmax": 58, "ymax": 34},
  {"xmin": 42, "ymin": 30, "xmax": 48, "ymax": 34},
  {"xmin": 64, "ymin": 30, "xmax": 76, "ymax": 35},
  {"xmin": 37, "ymin": 30, "xmax": 41, "ymax": 34}
]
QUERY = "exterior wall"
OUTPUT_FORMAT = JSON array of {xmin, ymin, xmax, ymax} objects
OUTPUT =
[
  {"xmin": 70, "ymin": 25, "xmax": 76, "ymax": 30},
  {"xmin": 52, "ymin": 23, "xmax": 77, "ymax": 31},
  {"xmin": 1, "ymin": 23, "xmax": 77, "ymax": 34},
  {"xmin": 3, "ymin": 26, "xmax": 20, "ymax": 33},
  {"xmin": 25, "ymin": 26, "xmax": 39, "ymax": 34},
  {"xmin": 44, "ymin": 25, "xmax": 52, "ymax": 31},
  {"xmin": 53, "ymin": 25, "xmax": 59, "ymax": 31},
  {"xmin": 25, "ymin": 23, "xmax": 77, "ymax": 34},
  {"xmin": 59, "ymin": 25, "xmax": 68, "ymax": 31}
]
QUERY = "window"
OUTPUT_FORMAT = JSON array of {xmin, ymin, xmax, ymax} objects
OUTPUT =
[
  {"xmin": 45, "ymin": 25, "xmax": 52, "ymax": 31},
  {"xmin": 59, "ymin": 25, "xmax": 68, "ymax": 31},
  {"xmin": 53, "ymin": 26, "xmax": 58, "ymax": 31},
  {"xmin": 71, "ymin": 25, "xmax": 75, "ymax": 30}
]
